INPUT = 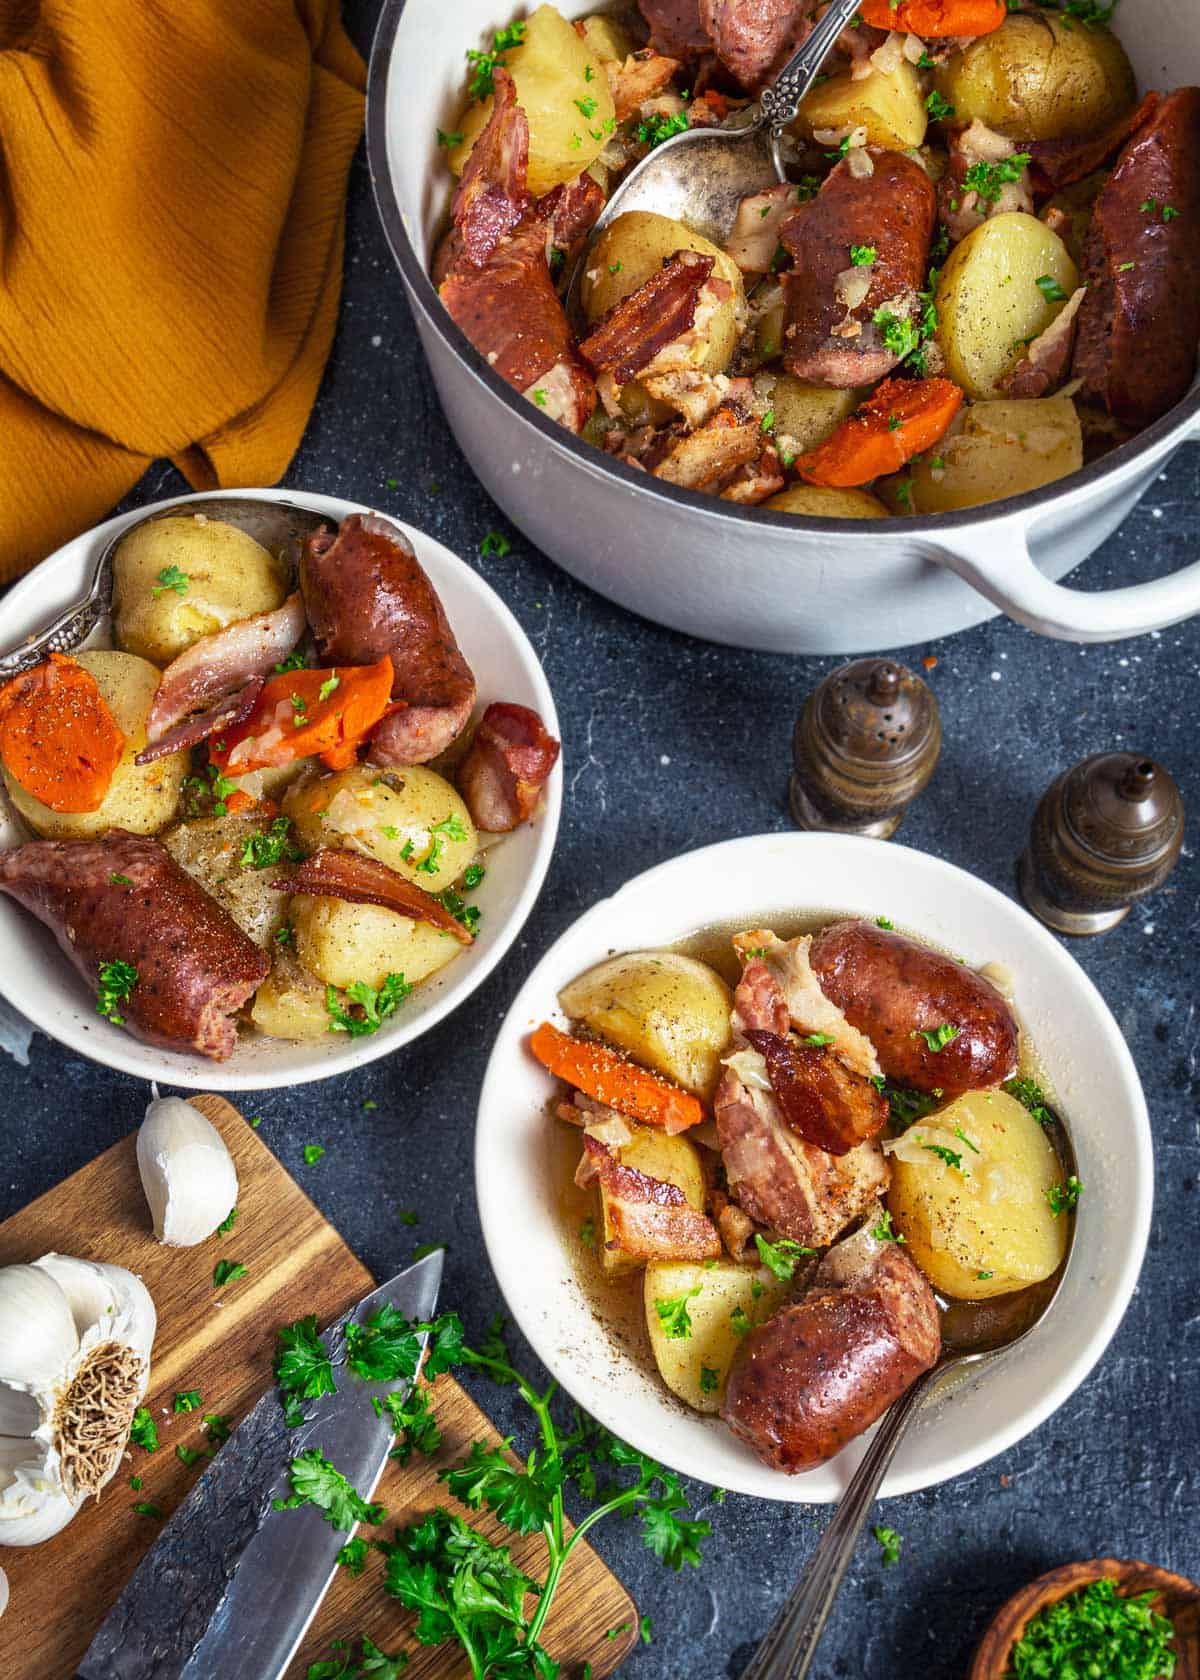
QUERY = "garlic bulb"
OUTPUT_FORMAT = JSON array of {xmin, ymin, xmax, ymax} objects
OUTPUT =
[
  {"xmin": 137, "ymin": 1096, "xmax": 238, "ymax": 1246},
  {"xmin": 0, "ymin": 1255, "xmax": 156, "ymax": 1547}
]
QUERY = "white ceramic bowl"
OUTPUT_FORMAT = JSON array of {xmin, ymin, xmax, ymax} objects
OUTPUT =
[
  {"xmin": 0, "ymin": 490, "xmax": 562, "ymax": 1090},
  {"xmin": 475, "ymin": 833, "xmax": 1151, "ymax": 1501}
]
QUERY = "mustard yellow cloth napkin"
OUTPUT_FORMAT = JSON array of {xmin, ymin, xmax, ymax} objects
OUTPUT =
[{"xmin": 0, "ymin": 0, "xmax": 366, "ymax": 583}]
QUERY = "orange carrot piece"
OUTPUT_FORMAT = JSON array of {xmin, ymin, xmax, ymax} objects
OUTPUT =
[
  {"xmin": 795, "ymin": 377, "xmax": 963, "ymax": 488},
  {"xmin": 0, "ymin": 653, "xmax": 124, "ymax": 813},
  {"xmin": 209, "ymin": 656, "xmax": 396, "ymax": 776},
  {"xmin": 530, "ymin": 1021, "xmax": 704, "ymax": 1134},
  {"xmin": 858, "ymin": 0, "xmax": 1005, "ymax": 37}
]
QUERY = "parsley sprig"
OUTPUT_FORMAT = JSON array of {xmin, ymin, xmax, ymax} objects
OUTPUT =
[
  {"xmin": 326, "ymin": 974, "xmax": 413, "ymax": 1037},
  {"xmin": 96, "ymin": 959, "xmax": 137, "ymax": 1025},
  {"xmin": 239, "ymin": 817, "xmax": 304, "ymax": 870}
]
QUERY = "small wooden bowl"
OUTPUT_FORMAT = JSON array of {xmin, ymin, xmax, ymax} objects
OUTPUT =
[{"xmin": 969, "ymin": 1558, "xmax": 1200, "ymax": 1680}]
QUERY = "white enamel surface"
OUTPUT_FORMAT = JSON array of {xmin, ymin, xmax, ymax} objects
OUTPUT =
[
  {"xmin": 475, "ymin": 834, "xmax": 1152, "ymax": 1501},
  {"xmin": 0, "ymin": 490, "xmax": 561, "ymax": 1089},
  {"xmin": 371, "ymin": 0, "xmax": 1200, "ymax": 651}
]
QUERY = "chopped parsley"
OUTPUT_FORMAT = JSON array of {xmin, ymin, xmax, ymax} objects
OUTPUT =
[
  {"xmin": 326, "ymin": 973, "xmax": 413, "ymax": 1036},
  {"xmin": 131, "ymin": 1500, "xmax": 164, "ymax": 1519},
  {"xmin": 877, "ymin": 1078, "xmax": 942, "ymax": 1130},
  {"xmin": 870, "ymin": 1210, "xmax": 906, "ymax": 1244},
  {"xmin": 202, "ymin": 1414, "xmax": 232, "ymax": 1452},
  {"xmin": 109, "ymin": 872, "xmax": 132, "ymax": 885},
  {"xmin": 729, "ymin": 1306, "xmax": 752, "ymax": 1337},
  {"xmin": 217, "ymin": 1206, "xmax": 237, "ymax": 1233},
  {"xmin": 415, "ymin": 813, "xmax": 469, "ymax": 876},
  {"xmin": 398, "ymin": 1209, "xmax": 419, "ymax": 1226},
  {"xmin": 1046, "ymin": 1176, "xmax": 1083, "ymax": 1216},
  {"xmin": 699, "ymin": 1365, "xmax": 719, "ymax": 1395},
  {"xmin": 636, "ymin": 110, "xmax": 689, "ymax": 149},
  {"xmin": 129, "ymin": 1408, "xmax": 160, "ymax": 1452},
  {"xmin": 152, "ymin": 565, "xmax": 189, "ymax": 597},
  {"xmin": 954, "ymin": 1125, "xmax": 981, "ymax": 1154},
  {"xmin": 849, "ymin": 243, "xmax": 877, "ymax": 266},
  {"xmin": 303, "ymin": 1144, "xmax": 326, "ymax": 1166},
  {"xmin": 437, "ymin": 127, "xmax": 464, "ymax": 148},
  {"xmin": 275, "ymin": 649, "xmax": 306, "ymax": 673},
  {"xmin": 531, "ymin": 388, "xmax": 548, "ymax": 408},
  {"xmin": 434, "ymin": 886, "xmax": 480, "ymax": 934},
  {"xmin": 317, "ymin": 674, "xmax": 340, "ymax": 702},
  {"xmin": 925, "ymin": 90, "xmax": 955, "ymax": 120},
  {"xmin": 480, "ymin": 530, "xmax": 511, "ymax": 558},
  {"xmin": 290, "ymin": 693, "xmax": 307, "ymax": 722},
  {"xmin": 826, "ymin": 133, "xmax": 853, "ymax": 163},
  {"xmin": 964, "ymin": 152, "xmax": 1032, "ymax": 205},
  {"xmin": 1035, "ymin": 273, "xmax": 1069, "ymax": 303},
  {"xmin": 872, "ymin": 1525, "xmax": 902, "ymax": 1567},
  {"xmin": 335, "ymin": 1537, "xmax": 370, "ymax": 1575},
  {"xmin": 760, "ymin": 408, "xmax": 775, "ymax": 434},
  {"xmin": 575, "ymin": 95, "xmax": 597, "ymax": 119},
  {"xmin": 754, "ymin": 1232, "xmax": 816, "ymax": 1281},
  {"xmin": 462, "ymin": 861, "xmax": 485, "ymax": 890},
  {"xmin": 214, "ymin": 1259, "xmax": 247, "ymax": 1288},
  {"xmin": 1117, "ymin": 260, "xmax": 1137, "ymax": 272},
  {"xmin": 275, "ymin": 1315, "xmax": 337, "ymax": 1405},
  {"xmin": 173, "ymin": 1390, "xmax": 202, "ymax": 1413},
  {"xmin": 804, "ymin": 1032, "xmax": 834, "ymax": 1046},
  {"xmin": 96, "ymin": 959, "xmax": 137, "ymax": 1025},
  {"xmin": 579, "ymin": 1216, "xmax": 596, "ymax": 1248},
  {"xmin": 876, "ymin": 915, "xmax": 894, "ymax": 929},
  {"xmin": 239, "ymin": 816, "xmax": 303, "ymax": 870},
  {"xmin": 176, "ymin": 1444, "xmax": 203, "ymax": 1468},
  {"xmin": 923, "ymin": 1141, "xmax": 967, "ymax": 1173},
  {"xmin": 654, "ymin": 1284, "xmax": 703, "ymax": 1340},
  {"xmin": 912, "ymin": 1022, "xmax": 959, "ymax": 1052},
  {"xmin": 1007, "ymin": 1576, "xmax": 1174, "ymax": 1678},
  {"xmin": 275, "ymin": 924, "xmax": 294, "ymax": 947},
  {"xmin": 977, "ymin": 1270, "xmax": 994, "ymax": 1280},
  {"xmin": 465, "ymin": 20, "xmax": 525, "ymax": 101},
  {"xmin": 272, "ymin": 1448, "xmax": 386, "ymax": 1531},
  {"xmin": 1004, "ymin": 1075, "xmax": 1052, "ymax": 1126}
]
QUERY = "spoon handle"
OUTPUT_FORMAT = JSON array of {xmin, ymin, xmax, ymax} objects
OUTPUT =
[
  {"xmin": 758, "ymin": 0, "xmax": 866, "ymax": 133},
  {"xmin": 737, "ymin": 1367, "xmax": 936, "ymax": 1680}
]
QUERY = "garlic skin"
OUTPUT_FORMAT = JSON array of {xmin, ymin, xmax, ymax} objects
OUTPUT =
[
  {"xmin": 0, "ymin": 1562, "xmax": 8, "ymax": 1618},
  {"xmin": 0, "ymin": 1256, "xmax": 156, "ymax": 1547},
  {"xmin": 137, "ymin": 1096, "xmax": 238, "ymax": 1246}
]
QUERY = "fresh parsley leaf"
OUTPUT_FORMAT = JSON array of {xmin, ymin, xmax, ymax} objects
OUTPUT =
[
  {"xmin": 640, "ymin": 1487, "xmax": 711, "ymax": 1570},
  {"xmin": 870, "ymin": 1210, "xmax": 906, "ymax": 1244},
  {"xmin": 273, "ymin": 1448, "xmax": 385, "ymax": 1531},
  {"xmin": 849, "ymin": 243, "xmax": 877, "ymax": 266},
  {"xmin": 873, "ymin": 1524, "xmax": 902, "ymax": 1567},
  {"xmin": 129, "ymin": 1407, "xmax": 159, "ymax": 1452},
  {"xmin": 963, "ymin": 152, "xmax": 1031, "ymax": 205},
  {"xmin": 415, "ymin": 814, "xmax": 469, "ymax": 877},
  {"xmin": 912, "ymin": 1022, "xmax": 960, "ymax": 1052},
  {"xmin": 173, "ymin": 1390, "xmax": 202, "ymax": 1413},
  {"xmin": 653, "ymin": 1284, "xmax": 703, "ymax": 1340},
  {"xmin": 239, "ymin": 817, "xmax": 302, "ymax": 870},
  {"xmin": 443, "ymin": 1437, "xmax": 563, "ymax": 1535},
  {"xmin": 754, "ymin": 1232, "xmax": 816, "ymax": 1281},
  {"xmin": 217, "ymin": 1206, "xmax": 237, "ymax": 1233},
  {"xmin": 336, "ymin": 1536, "xmax": 370, "ymax": 1575},
  {"xmin": 637, "ymin": 110, "xmax": 689, "ymax": 148},
  {"xmin": 1046, "ymin": 1175, "xmax": 1082, "ymax": 1216},
  {"xmin": 304, "ymin": 1144, "xmax": 326, "ymax": 1165},
  {"xmin": 1035, "ymin": 273, "xmax": 1069, "ymax": 303},
  {"xmin": 275, "ymin": 1314, "xmax": 338, "ymax": 1401},
  {"xmin": 926, "ymin": 90, "xmax": 955, "ymax": 119},
  {"xmin": 96, "ymin": 958, "xmax": 137, "ymax": 1025},
  {"xmin": 152, "ymin": 565, "xmax": 189, "ymax": 598},
  {"xmin": 378, "ymin": 1381, "xmax": 443, "ymax": 1465},
  {"xmin": 326, "ymin": 973, "xmax": 413, "ymax": 1036},
  {"xmin": 433, "ymin": 886, "xmax": 481, "ymax": 934},
  {"xmin": 345, "ymin": 1303, "xmax": 427, "ymax": 1384},
  {"xmin": 213, "ymin": 1259, "xmax": 247, "ymax": 1288}
]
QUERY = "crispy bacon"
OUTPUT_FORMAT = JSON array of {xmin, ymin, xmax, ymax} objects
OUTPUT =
[
  {"xmin": 743, "ymin": 1029, "xmax": 888, "ymax": 1155},
  {"xmin": 651, "ymin": 409, "xmax": 762, "ymax": 491},
  {"xmin": 1027, "ymin": 91, "xmax": 1161, "ymax": 195},
  {"xmin": 1001, "ymin": 285, "xmax": 1086, "ymax": 399},
  {"xmin": 455, "ymin": 702, "xmax": 561, "ymax": 833},
  {"xmin": 276, "ymin": 847, "xmax": 473, "ymax": 943},
  {"xmin": 535, "ymin": 172, "xmax": 606, "ymax": 261},
  {"xmin": 451, "ymin": 67, "xmax": 530, "ymax": 265},
  {"xmin": 440, "ymin": 222, "xmax": 597, "ymax": 433},
  {"xmin": 583, "ymin": 1135, "xmax": 722, "ymax": 1263},
  {"xmin": 579, "ymin": 251, "xmax": 715, "ymax": 385},
  {"xmin": 606, "ymin": 49, "xmax": 682, "ymax": 121},
  {"xmin": 136, "ymin": 677, "xmax": 264, "ymax": 766},
  {"xmin": 144, "ymin": 593, "xmax": 306, "ymax": 745}
]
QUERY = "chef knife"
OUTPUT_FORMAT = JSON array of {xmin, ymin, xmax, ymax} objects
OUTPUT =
[{"xmin": 78, "ymin": 1248, "xmax": 444, "ymax": 1680}]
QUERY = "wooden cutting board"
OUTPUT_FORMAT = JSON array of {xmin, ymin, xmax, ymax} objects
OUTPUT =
[{"xmin": 0, "ymin": 1096, "xmax": 638, "ymax": 1680}]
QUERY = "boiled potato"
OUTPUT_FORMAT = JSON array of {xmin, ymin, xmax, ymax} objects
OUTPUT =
[
  {"xmin": 581, "ymin": 212, "xmax": 747, "ymax": 376},
  {"xmin": 290, "ymin": 895, "xmax": 462, "ymax": 992},
  {"xmin": 112, "ymin": 516, "xmax": 288, "ymax": 667},
  {"xmin": 597, "ymin": 1124, "xmax": 706, "ymax": 1276},
  {"xmin": 933, "ymin": 9, "xmax": 1135, "ymax": 141},
  {"xmin": 283, "ymin": 764, "xmax": 477, "ymax": 889},
  {"xmin": 795, "ymin": 58, "xmax": 926, "ymax": 151},
  {"xmin": 764, "ymin": 485, "xmax": 890, "ymax": 518},
  {"xmin": 935, "ymin": 213, "xmax": 1078, "ymax": 399},
  {"xmin": 752, "ymin": 283, "xmax": 786, "ymax": 367},
  {"xmin": 762, "ymin": 378, "xmax": 864, "ymax": 456},
  {"xmin": 162, "ymin": 812, "xmax": 295, "ymax": 947},
  {"xmin": 560, "ymin": 951, "xmax": 733, "ymax": 1100},
  {"xmin": 886, "ymin": 1089, "xmax": 1069, "ymax": 1301},
  {"xmin": 250, "ymin": 946, "xmax": 334, "ymax": 1040},
  {"xmin": 897, "ymin": 397, "xmax": 1083, "ymax": 513},
  {"xmin": 448, "ymin": 6, "xmax": 614, "ymax": 197},
  {"xmin": 578, "ymin": 12, "xmax": 634, "ymax": 62},
  {"xmin": 2, "ymin": 651, "xmax": 186, "ymax": 839},
  {"xmin": 644, "ymin": 1259, "xmax": 790, "ymax": 1412}
]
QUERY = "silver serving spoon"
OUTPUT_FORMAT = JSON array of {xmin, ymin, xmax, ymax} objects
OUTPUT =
[
  {"xmin": 740, "ymin": 1109, "xmax": 1080, "ymax": 1680},
  {"xmin": 0, "ymin": 495, "xmax": 335, "ymax": 678},
  {"xmin": 566, "ymin": 0, "xmax": 863, "ymax": 315}
]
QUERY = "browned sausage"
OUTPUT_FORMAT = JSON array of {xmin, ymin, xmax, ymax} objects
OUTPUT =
[
  {"xmin": 1071, "ymin": 87, "xmax": 1200, "ymax": 429},
  {"xmin": 722, "ymin": 1235, "xmax": 940, "ymax": 1472},
  {"xmin": 0, "ymin": 832, "xmax": 268, "ymax": 1060},
  {"xmin": 809, "ymin": 919, "xmax": 1018, "ymax": 1094},
  {"xmin": 300, "ymin": 513, "xmax": 477, "ymax": 767},
  {"xmin": 637, "ymin": 0, "xmax": 711, "ymax": 59},
  {"xmin": 699, "ymin": 0, "xmax": 814, "ymax": 90},
  {"xmin": 743, "ymin": 1029, "xmax": 888, "ymax": 1155},
  {"xmin": 781, "ymin": 153, "xmax": 937, "ymax": 387},
  {"xmin": 456, "ymin": 702, "xmax": 560, "ymax": 833}
]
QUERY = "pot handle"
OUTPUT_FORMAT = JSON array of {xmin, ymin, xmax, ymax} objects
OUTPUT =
[{"xmin": 933, "ymin": 428, "xmax": 1200, "ymax": 642}]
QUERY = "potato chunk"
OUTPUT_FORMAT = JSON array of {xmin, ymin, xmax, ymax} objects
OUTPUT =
[
  {"xmin": 644, "ymin": 1258, "xmax": 790, "ymax": 1412},
  {"xmin": 765, "ymin": 486, "xmax": 890, "ymax": 519},
  {"xmin": 795, "ymin": 58, "xmax": 927, "ymax": 151},
  {"xmin": 886, "ymin": 1089, "xmax": 1069, "ymax": 1300},
  {"xmin": 250, "ymin": 946, "xmax": 334, "ymax": 1040},
  {"xmin": 448, "ymin": 6, "xmax": 614, "ymax": 197},
  {"xmin": 894, "ymin": 397, "xmax": 1082, "ymax": 513},
  {"xmin": 290, "ymin": 896, "xmax": 461, "ymax": 992},
  {"xmin": 162, "ymin": 812, "xmax": 294, "ymax": 947},
  {"xmin": 112, "ymin": 515, "xmax": 288, "ymax": 667},
  {"xmin": 764, "ymin": 379, "xmax": 864, "ymax": 458},
  {"xmin": 560, "ymin": 951, "xmax": 732, "ymax": 1100},
  {"xmin": 934, "ymin": 213, "xmax": 1078, "ymax": 400},
  {"xmin": 283, "ymin": 764, "xmax": 477, "ymax": 890},
  {"xmin": 2, "ymin": 651, "xmax": 186, "ymax": 840}
]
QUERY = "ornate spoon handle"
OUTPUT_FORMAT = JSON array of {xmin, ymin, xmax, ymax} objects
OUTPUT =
[
  {"xmin": 757, "ymin": 0, "xmax": 866, "ymax": 133},
  {"xmin": 737, "ymin": 1368, "xmax": 936, "ymax": 1680}
]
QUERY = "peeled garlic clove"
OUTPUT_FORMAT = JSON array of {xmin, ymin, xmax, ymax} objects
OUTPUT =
[
  {"xmin": 0, "ymin": 1439, "xmax": 79, "ymax": 1546},
  {"xmin": 34, "ymin": 1256, "xmax": 157, "ymax": 1374},
  {"xmin": 0, "ymin": 1266, "xmax": 78, "ymax": 1390},
  {"xmin": 137, "ymin": 1097, "xmax": 238, "ymax": 1246}
]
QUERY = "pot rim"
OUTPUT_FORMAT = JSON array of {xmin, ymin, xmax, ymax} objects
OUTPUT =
[{"xmin": 366, "ymin": 0, "xmax": 1200, "ymax": 544}]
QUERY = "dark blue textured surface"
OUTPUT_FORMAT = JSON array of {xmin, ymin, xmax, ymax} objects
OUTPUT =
[{"xmin": 3, "ymin": 5, "xmax": 1199, "ymax": 1671}]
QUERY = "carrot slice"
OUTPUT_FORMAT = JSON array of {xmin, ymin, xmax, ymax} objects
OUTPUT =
[
  {"xmin": 208, "ymin": 656, "xmax": 396, "ymax": 776},
  {"xmin": 0, "ymin": 654, "xmax": 125, "ymax": 813},
  {"xmin": 795, "ymin": 377, "xmax": 963, "ymax": 488},
  {"xmin": 530, "ymin": 1021, "xmax": 704, "ymax": 1134},
  {"xmin": 858, "ymin": 0, "xmax": 1005, "ymax": 37}
]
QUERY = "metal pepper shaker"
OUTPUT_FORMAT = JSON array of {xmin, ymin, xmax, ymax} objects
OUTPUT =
[
  {"xmin": 1018, "ymin": 752, "xmax": 1184, "ymax": 935},
  {"xmin": 789, "ymin": 658, "xmax": 942, "ymax": 839}
]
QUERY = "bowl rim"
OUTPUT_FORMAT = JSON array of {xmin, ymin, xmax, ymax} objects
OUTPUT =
[
  {"xmin": 474, "ymin": 831, "xmax": 1153, "ymax": 1501},
  {"xmin": 0, "ymin": 487, "xmax": 563, "ymax": 1091},
  {"xmin": 366, "ymin": 0, "xmax": 1200, "ymax": 545}
]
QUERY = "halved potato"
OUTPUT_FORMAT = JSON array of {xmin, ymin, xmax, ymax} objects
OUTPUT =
[
  {"xmin": 886, "ymin": 1089, "xmax": 1069, "ymax": 1300},
  {"xmin": 283, "ymin": 764, "xmax": 477, "ymax": 889},
  {"xmin": 559, "ymin": 951, "xmax": 733, "ymax": 1099},
  {"xmin": 795, "ymin": 58, "xmax": 927, "ymax": 151},
  {"xmin": 644, "ymin": 1258, "xmax": 790, "ymax": 1412},
  {"xmin": 895, "ymin": 397, "xmax": 1083, "ymax": 513},
  {"xmin": 289, "ymin": 897, "xmax": 461, "ymax": 992},
  {"xmin": 250, "ymin": 946, "xmax": 333, "ymax": 1040},
  {"xmin": 597, "ymin": 1124, "xmax": 706, "ymax": 1276},
  {"xmin": 765, "ymin": 486, "xmax": 889, "ymax": 519},
  {"xmin": 764, "ymin": 379, "xmax": 864, "ymax": 457},
  {"xmin": 448, "ymin": 6, "xmax": 614, "ymax": 197}
]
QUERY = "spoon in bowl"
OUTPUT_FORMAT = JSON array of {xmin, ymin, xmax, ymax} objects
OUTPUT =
[
  {"xmin": 0, "ymin": 496, "xmax": 334, "ymax": 678},
  {"xmin": 738, "ymin": 1109, "xmax": 1080, "ymax": 1680},
  {"xmin": 565, "ymin": 0, "xmax": 864, "ymax": 318}
]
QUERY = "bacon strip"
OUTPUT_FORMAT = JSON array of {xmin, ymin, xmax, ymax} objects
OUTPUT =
[
  {"xmin": 144, "ymin": 593, "xmax": 307, "ymax": 745},
  {"xmin": 583, "ymin": 1135, "xmax": 722, "ymax": 1263},
  {"xmin": 743, "ymin": 1028, "xmax": 888, "ymax": 1155},
  {"xmin": 456, "ymin": 702, "xmax": 560, "ymax": 833},
  {"xmin": 579, "ymin": 252, "xmax": 715, "ymax": 385},
  {"xmin": 451, "ymin": 67, "xmax": 531, "ymax": 265},
  {"xmin": 1001, "ymin": 286, "xmax": 1086, "ymax": 399},
  {"xmin": 276, "ymin": 848, "xmax": 473, "ymax": 943},
  {"xmin": 135, "ymin": 677, "xmax": 264, "ymax": 766},
  {"xmin": 535, "ymin": 173, "xmax": 606, "ymax": 261}
]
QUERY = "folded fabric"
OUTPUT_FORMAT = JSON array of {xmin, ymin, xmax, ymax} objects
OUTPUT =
[{"xmin": 0, "ymin": 0, "xmax": 366, "ymax": 583}]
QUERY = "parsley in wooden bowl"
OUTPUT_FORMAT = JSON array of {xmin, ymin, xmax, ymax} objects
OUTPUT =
[{"xmin": 969, "ymin": 1558, "xmax": 1199, "ymax": 1680}]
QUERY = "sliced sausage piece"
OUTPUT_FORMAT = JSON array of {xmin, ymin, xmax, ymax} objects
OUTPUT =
[
  {"xmin": 722, "ymin": 1233, "xmax": 940, "ymax": 1472},
  {"xmin": 638, "ymin": 0, "xmax": 712, "ymax": 59},
  {"xmin": 700, "ymin": 0, "xmax": 814, "ymax": 91},
  {"xmin": 781, "ymin": 153, "xmax": 937, "ymax": 387},
  {"xmin": 455, "ymin": 702, "xmax": 560, "ymax": 832},
  {"xmin": 300, "ymin": 513, "xmax": 477, "ymax": 767},
  {"xmin": 0, "ymin": 832, "xmax": 268, "ymax": 1060},
  {"xmin": 1071, "ymin": 87, "xmax": 1200, "ymax": 429},
  {"xmin": 808, "ymin": 919, "xmax": 1018, "ymax": 1094}
]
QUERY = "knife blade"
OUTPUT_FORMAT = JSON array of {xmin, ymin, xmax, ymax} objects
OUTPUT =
[{"xmin": 78, "ymin": 1248, "xmax": 444, "ymax": 1680}]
